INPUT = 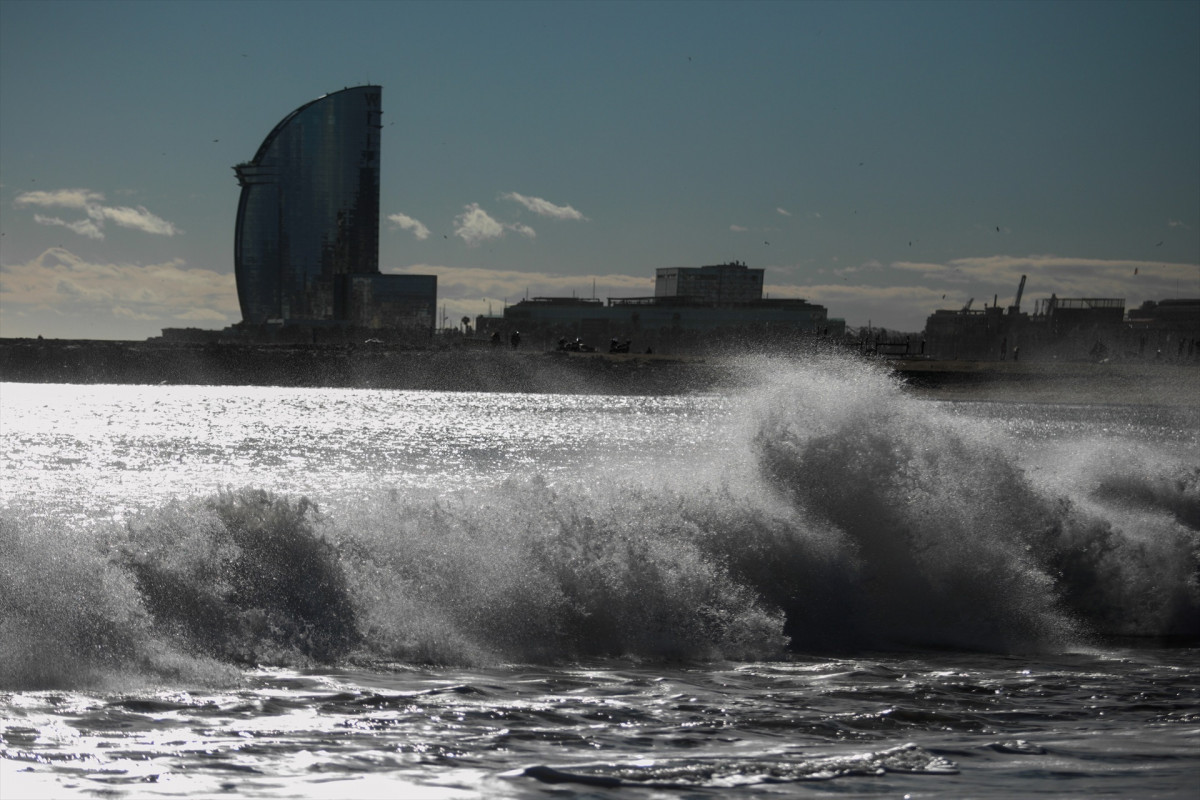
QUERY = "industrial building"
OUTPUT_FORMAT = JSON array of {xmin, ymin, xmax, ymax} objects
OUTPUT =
[
  {"xmin": 232, "ymin": 86, "xmax": 435, "ymax": 339},
  {"xmin": 481, "ymin": 262, "xmax": 842, "ymax": 353},
  {"xmin": 921, "ymin": 275, "xmax": 1198, "ymax": 362}
]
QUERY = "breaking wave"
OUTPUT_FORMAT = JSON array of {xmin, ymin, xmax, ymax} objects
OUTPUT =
[{"xmin": 2, "ymin": 355, "xmax": 1197, "ymax": 689}]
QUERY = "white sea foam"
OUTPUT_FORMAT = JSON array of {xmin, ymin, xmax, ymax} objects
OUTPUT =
[{"xmin": 1, "ymin": 355, "xmax": 1196, "ymax": 688}]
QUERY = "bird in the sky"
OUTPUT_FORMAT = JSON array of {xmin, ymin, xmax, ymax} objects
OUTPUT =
[{"xmin": 1155, "ymin": 241, "xmax": 1163, "ymax": 246}]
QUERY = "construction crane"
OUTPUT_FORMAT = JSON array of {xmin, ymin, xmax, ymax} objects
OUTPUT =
[
  {"xmin": 1011, "ymin": 275, "xmax": 1027, "ymax": 314},
  {"xmin": 961, "ymin": 297, "xmax": 974, "ymax": 312}
]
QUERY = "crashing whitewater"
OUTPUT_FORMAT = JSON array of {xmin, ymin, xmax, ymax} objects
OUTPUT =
[{"xmin": 2, "ymin": 355, "xmax": 1197, "ymax": 690}]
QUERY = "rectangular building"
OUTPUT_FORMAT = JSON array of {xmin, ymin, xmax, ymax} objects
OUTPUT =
[
  {"xmin": 655, "ymin": 262, "xmax": 764, "ymax": 304},
  {"xmin": 337, "ymin": 274, "xmax": 436, "ymax": 334}
]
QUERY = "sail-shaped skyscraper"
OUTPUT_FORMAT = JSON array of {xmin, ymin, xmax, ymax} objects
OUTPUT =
[{"xmin": 234, "ymin": 86, "xmax": 433, "ymax": 334}]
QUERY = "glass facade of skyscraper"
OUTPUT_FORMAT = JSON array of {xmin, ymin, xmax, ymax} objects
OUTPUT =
[{"xmin": 234, "ymin": 86, "xmax": 383, "ymax": 324}]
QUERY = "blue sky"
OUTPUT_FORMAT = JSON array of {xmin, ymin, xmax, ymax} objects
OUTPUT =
[{"xmin": 1, "ymin": 0, "xmax": 1197, "ymax": 339}]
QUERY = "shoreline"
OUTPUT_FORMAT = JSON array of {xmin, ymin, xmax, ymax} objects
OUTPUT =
[{"xmin": 1, "ymin": 338, "xmax": 1196, "ymax": 405}]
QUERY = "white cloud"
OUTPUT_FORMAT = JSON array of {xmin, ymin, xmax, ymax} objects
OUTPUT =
[
  {"xmin": 453, "ymin": 203, "xmax": 540, "ymax": 246},
  {"xmin": 1168, "ymin": 219, "xmax": 1191, "ymax": 229},
  {"xmin": 15, "ymin": 188, "xmax": 105, "ymax": 209},
  {"xmin": 453, "ymin": 203, "xmax": 506, "ymax": 245},
  {"xmin": 387, "ymin": 212, "xmax": 431, "ymax": 240},
  {"xmin": 33, "ymin": 214, "xmax": 105, "ymax": 239},
  {"xmin": 730, "ymin": 224, "xmax": 748, "ymax": 232},
  {"xmin": 92, "ymin": 204, "xmax": 180, "ymax": 236},
  {"xmin": 776, "ymin": 207, "xmax": 792, "ymax": 217},
  {"xmin": 500, "ymin": 192, "xmax": 587, "ymax": 221},
  {"xmin": 832, "ymin": 259, "xmax": 884, "ymax": 278},
  {"xmin": 14, "ymin": 188, "xmax": 181, "ymax": 239}
]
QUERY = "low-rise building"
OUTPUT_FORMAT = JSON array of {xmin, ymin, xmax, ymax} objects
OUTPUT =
[{"xmin": 483, "ymin": 262, "xmax": 840, "ymax": 353}]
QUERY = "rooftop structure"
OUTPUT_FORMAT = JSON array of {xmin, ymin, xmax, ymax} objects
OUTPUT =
[{"xmin": 655, "ymin": 261, "xmax": 764, "ymax": 304}]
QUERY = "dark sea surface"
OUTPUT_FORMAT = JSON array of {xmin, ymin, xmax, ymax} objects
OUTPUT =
[{"xmin": 2, "ymin": 355, "xmax": 1198, "ymax": 798}]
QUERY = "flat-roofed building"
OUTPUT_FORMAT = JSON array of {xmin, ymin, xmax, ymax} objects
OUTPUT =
[
  {"xmin": 655, "ymin": 261, "xmax": 764, "ymax": 304},
  {"xmin": 496, "ymin": 262, "xmax": 838, "ymax": 352}
]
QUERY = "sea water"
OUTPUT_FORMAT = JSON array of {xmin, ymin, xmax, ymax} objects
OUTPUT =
[{"xmin": 2, "ymin": 354, "xmax": 1198, "ymax": 798}]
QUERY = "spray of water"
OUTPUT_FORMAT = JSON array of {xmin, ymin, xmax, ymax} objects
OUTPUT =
[{"xmin": 1, "ymin": 354, "xmax": 1196, "ymax": 689}]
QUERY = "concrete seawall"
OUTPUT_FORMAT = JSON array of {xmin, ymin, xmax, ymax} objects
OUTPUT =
[
  {"xmin": 0, "ymin": 340, "xmax": 733, "ymax": 395},
  {"xmin": 1, "ymin": 339, "xmax": 1196, "ymax": 405},
  {"xmin": 892, "ymin": 357, "xmax": 1200, "ymax": 405}
]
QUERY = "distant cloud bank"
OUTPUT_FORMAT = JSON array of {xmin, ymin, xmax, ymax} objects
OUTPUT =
[
  {"xmin": 0, "ymin": 247, "xmax": 235, "ymax": 339},
  {"xmin": 890, "ymin": 253, "xmax": 1197, "ymax": 300},
  {"xmin": 387, "ymin": 264, "xmax": 649, "ymax": 307},
  {"xmin": 14, "ymin": 188, "xmax": 181, "ymax": 239}
]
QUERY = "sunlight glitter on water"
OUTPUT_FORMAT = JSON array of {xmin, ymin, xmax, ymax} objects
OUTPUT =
[
  {"xmin": 2, "ymin": 359, "xmax": 1198, "ymax": 797},
  {"xmin": 1, "ymin": 384, "xmax": 725, "ymax": 516}
]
